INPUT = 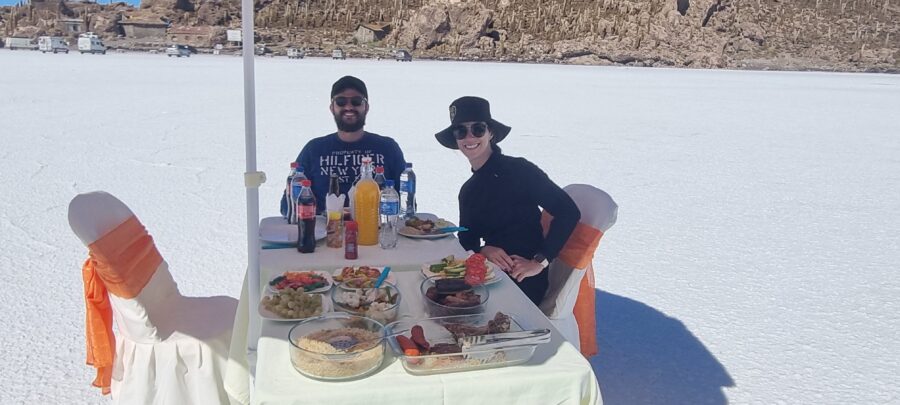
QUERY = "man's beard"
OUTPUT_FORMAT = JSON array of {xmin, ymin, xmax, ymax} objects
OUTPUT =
[{"xmin": 334, "ymin": 111, "xmax": 366, "ymax": 132}]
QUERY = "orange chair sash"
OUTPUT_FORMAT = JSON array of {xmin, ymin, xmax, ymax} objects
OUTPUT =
[
  {"xmin": 81, "ymin": 216, "xmax": 162, "ymax": 395},
  {"xmin": 574, "ymin": 263, "xmax": 598, "ymax": 357},
  {"xmin": 541, "ymin": 212, "xmax": 602, "ymax": 357}
]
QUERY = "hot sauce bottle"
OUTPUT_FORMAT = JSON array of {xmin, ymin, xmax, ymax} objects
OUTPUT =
[{"xmin": 344, "ymin": 220, "xmax": 358, "ymax": 260}]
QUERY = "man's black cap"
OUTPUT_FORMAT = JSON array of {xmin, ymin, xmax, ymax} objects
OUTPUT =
[{"xmin": 331, "ymin": 76, "xmax": 368, "ymax": 98}]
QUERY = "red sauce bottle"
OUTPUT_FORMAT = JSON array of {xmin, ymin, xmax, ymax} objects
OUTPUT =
[{"xmin": 344, "ymin": 220, "xmax": 358, "ymax": 260}]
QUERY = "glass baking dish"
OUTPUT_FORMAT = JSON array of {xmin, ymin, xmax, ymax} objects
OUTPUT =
[{"xmin": 385, "ymin": 312, "xmax": 539, "ymax": 375}]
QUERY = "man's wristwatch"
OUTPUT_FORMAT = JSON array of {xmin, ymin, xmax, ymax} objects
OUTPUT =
[{"xmin": 533, "ymin": 253, "xmax": 549, "ymax": 268}]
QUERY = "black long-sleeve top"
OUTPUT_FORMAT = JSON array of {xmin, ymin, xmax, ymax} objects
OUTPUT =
[{"xmin": 458, "ymin": 151, "xmax": 581, "ymax": 262}]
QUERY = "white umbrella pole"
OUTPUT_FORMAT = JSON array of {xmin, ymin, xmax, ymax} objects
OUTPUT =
[{"xmin": 241, "ymin": 0, "xmax": 262, "ymax": 351}]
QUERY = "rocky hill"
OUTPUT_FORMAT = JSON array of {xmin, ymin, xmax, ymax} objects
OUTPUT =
[{"xmin": 2, "ymin": 0, "xmax": 898, "ymax": 72}]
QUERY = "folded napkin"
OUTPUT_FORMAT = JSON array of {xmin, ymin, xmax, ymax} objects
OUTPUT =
[{"xmin": 326, "ymin": 193, "xmax": 345, "ymax": 217}]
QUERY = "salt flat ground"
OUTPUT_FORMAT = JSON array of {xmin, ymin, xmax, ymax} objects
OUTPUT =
[{"xmin": 1, "ymin": 50, "xmax": 899, "ymax": 404}]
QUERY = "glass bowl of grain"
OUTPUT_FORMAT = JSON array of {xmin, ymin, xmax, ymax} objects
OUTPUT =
[{"xmin": 288, "ymin": 312, "xmax": 386, "ymax": 381}]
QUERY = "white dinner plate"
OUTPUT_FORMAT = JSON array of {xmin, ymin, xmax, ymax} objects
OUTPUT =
[
  {"xmin": 332, "ymin": 266, "xmax": 396, "ymax": 288},
  {"xmin": 398, "ymin": 213, "xmax": 457, "ymax": 239},
  {"xmin": 265, "ymin": 270, "xmax": 334, "ymax": 294},
  {"xmin": 420, "ymin": 259, "xmax": 502, "ymax": 286},
  {"xmin": 258, "ymin": 292, "xmax": 331, "ymax": 321},
  {"xmin": 259, "ymin": 215, "xmax": 326, "ymax": 244}
]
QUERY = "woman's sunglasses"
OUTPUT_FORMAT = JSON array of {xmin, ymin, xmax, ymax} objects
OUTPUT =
[
  {"xmin": 452, "ymin": 122, "xmax": 488, "ymax": 140},
  {"xmin": 333, "ymin": 96, "xmax": 367, "ymax": 107}
]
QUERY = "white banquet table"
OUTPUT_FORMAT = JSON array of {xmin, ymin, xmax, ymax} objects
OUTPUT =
[{"xmin": 226, "ymin": 223, "xmax": 602, "ymax": 405}]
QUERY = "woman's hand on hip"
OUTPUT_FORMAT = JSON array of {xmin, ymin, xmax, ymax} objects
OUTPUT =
[
  {"xmin": 480, "ymin": 246, "xmax": 515, "ymax": 271},
  {"xmin": 509, "ymin": 255, "xmax": 545, "ymax": 282}
]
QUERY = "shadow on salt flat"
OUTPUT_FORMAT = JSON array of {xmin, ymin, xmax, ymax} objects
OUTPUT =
[{"xmin": 591, "ymin": 290, "xmax": 734, "ymax": 405}]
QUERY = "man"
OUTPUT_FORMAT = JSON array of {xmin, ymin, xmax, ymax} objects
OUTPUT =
[{"xmin": 281, "ymin": 76, "xmax": 406, "ymax": 215}]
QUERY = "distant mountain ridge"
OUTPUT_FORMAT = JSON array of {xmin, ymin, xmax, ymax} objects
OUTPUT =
[{"xmin": 2, "ymin": 0, "xmax": 898, "ymax": 72}]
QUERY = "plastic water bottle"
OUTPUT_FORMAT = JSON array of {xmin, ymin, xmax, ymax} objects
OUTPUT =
[
  {"xmin": 284, "ymin": 162, "xmax": 298, "ymax": 221},
  {"xmin": 399, "ymin": 162, "xmax": 416, "ymax": 218},
  {"xmin": 296, "ymin": 180, "xmax": 317, "ymax": 253},
  {"xmin": 287, "ymin": 166, "xmax": 307, "ymax": 224},
  {"xmin": 373, "ymin": 166, "xmax": 386, "ymax": 190},
  {"xmin": 379, "ymin": 179, "xmax": 400, "ymax": 249}
]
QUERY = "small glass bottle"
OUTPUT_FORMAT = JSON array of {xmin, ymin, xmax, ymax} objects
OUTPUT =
[
  {"xmin": 328, "ymin": 170, "xmax": 341, "ymax": 197},
  {"xmin": 344, "ymin": 220, "xmax": 358, "ymax": 260}
]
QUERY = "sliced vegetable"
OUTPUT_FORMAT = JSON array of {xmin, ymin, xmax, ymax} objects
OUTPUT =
[{"xmin": 465, "ymin": 254, "xmax": 488, "ymax": 285}]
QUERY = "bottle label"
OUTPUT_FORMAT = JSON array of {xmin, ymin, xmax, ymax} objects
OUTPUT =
[
  {"xmin": 380, "ymin": 201, "xmax": 399, "ymax": 215},
  {"xmin": 298, "ymin": 204, "xmax": 316, "ymax": 219},
  {"xmin": 400, "ymin": 180, "xmax": 413, "ymax": 193}
]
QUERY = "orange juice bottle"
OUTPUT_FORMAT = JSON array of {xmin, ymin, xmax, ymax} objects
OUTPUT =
[{"xmin": 354, "ymin": 157, "xmax": 380, "ymax": 245}]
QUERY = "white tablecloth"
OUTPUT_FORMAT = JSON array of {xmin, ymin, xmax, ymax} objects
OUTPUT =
[{"xmin": 225, "ymin": 228, "xmax": 601, "ymax": 405}]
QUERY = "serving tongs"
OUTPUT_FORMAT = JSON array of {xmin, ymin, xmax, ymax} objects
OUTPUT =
[{"xmin": 458, "ymin": 328, "xmax": 551, "ymax": 352}]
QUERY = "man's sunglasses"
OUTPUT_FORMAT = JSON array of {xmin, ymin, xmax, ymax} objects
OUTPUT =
[
  {"xmin": 333, "ymin": 96, "xmax": 367, "ymax": 107},
  {"xmin": 452, "ymin": 122, "xmax": 488, "ymax": 140}
]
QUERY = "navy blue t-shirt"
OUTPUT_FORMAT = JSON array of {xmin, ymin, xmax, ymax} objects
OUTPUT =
[{"xmin": 281, "ymin": 132, "xmax": 406, "ymax": 215}]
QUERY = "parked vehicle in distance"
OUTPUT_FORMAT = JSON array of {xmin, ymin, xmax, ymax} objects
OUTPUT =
[
  {"xmin": 394, "ymin": 49, "xmax": 412, "ymax": 62},
  {"xmin": 332, "ymin": 48, "xmax": 346, "ymax": 60},
  {"xmin": 78, "ymin": 33, "xmax": 106, "ymax": 54},
  {"xmin": 5, "ymin": 37, "xmax": 36, "ymax": 50},
  {"xmin": 166, "ymin": 44, "xmax": 192, "ymax": 57},
  {"xmin": 287, "ymin": 48, "xmax": 305, "ymax": 59},
  {"xmin": 38, "ymin": 36, "xmax": 69, "ymax": 54},
  {"xmin": 255, "ymin": 44, "xmax": 273, "ymax": 56}
]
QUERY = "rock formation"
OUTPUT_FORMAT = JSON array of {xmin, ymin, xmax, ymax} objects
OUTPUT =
[{"xmin": 1, "ymin": 0, "xmax": 897, "ymax": 72}]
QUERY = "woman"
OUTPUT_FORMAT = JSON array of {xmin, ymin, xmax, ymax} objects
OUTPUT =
[{"xmin": 435, "ymin": 96, "xmax": 581, "ymax": 304}]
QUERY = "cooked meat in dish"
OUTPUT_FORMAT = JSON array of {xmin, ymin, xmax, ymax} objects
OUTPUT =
[
  {"xmin": 443, "ymin": 312, "xmax": 511, "ymax": 338},
  {"xmin": 426, "ymin": 287, "xmax": 481, "ymax": 307}
]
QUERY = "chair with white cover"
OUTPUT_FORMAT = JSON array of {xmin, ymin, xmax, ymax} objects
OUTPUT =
[
  {"xmin": 539, "ymin": 184, "xmax": 617, "ymax": 356},
  {"xmin": 68, "ymin": 191, "xmax": 237, "ymax": 404}
]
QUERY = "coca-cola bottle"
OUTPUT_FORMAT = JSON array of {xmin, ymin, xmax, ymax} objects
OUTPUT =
[
  {"xmin": 296, "ymin": 179, "xmax": 317, "ymax": 253},
  {"xmin": 373, "ymin": 166, "xmax": 386, "ymax": 190}
]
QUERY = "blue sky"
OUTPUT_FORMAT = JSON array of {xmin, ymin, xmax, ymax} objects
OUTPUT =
[{"xmin": 0, "ymin": 0, "xmax": 141, "ymax": 6}]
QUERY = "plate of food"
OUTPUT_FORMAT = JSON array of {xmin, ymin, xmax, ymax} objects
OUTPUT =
[
  {"xmin": 420, "ymin": 254, "xmax": 502, "ymax": 286},
  {"xmin": 259, "ymin": 289, "xmax": 331, "ymax": 321},
  {"xmin": 399, "ymin": 214, "xmax": 457, "ymax": 239},
  {"xmin": 332, "ymin": 266, "xmax": 396, "ymax": 288},
  {"xmin": 259, "ymin": 215, "xmax": 326, "ymax": 244},
  {"xmin": 267, "ymin": 270, "xmax": 333, "ymax": 294}
]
